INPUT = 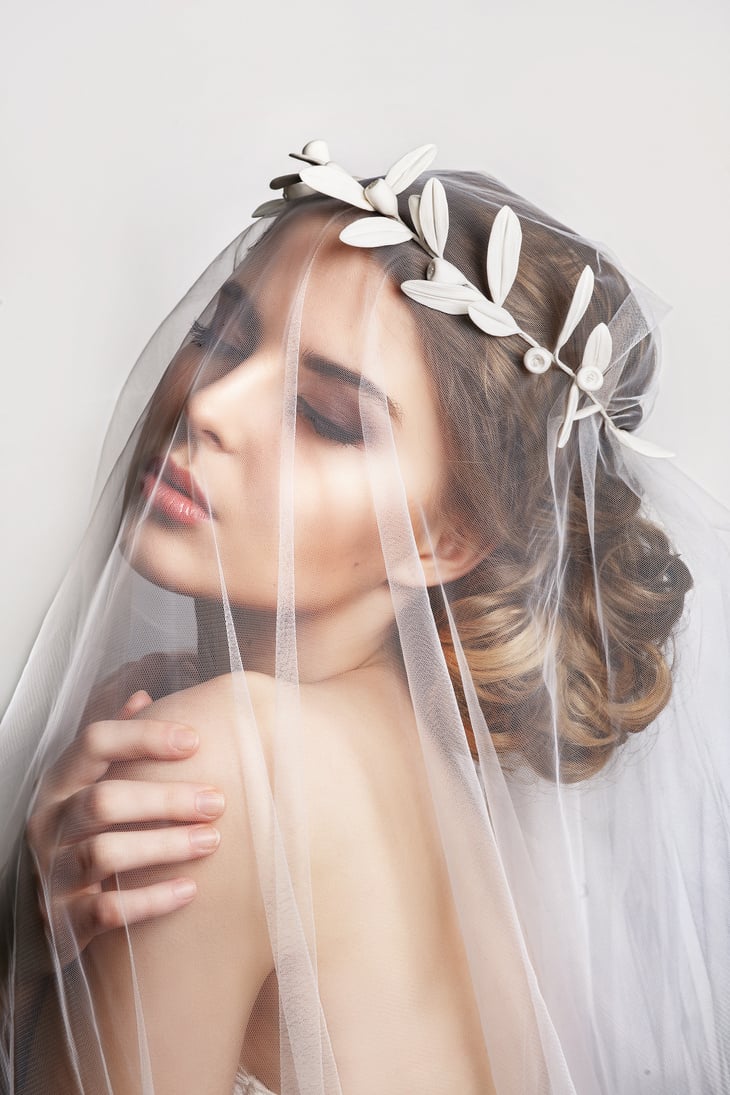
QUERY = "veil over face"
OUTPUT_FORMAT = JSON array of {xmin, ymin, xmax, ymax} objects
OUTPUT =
[{"xmin": 1, "ymin": 165, "xmax": 729, "ymax": 1095}]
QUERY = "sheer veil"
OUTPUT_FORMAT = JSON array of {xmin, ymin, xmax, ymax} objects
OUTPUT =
[{"xmin": 1, "ymin": 145, "xmax": 728, "ymax": 1094}]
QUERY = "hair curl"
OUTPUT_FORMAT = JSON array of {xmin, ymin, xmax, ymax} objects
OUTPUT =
[{"xmin": 342, "ymin": 170, "xmax": 694, "ymax": 783}]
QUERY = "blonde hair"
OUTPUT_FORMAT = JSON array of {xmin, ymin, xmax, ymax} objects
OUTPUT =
[{"xmin": 360, "ymin": 171, "xmax": 694, "ymax": 782}]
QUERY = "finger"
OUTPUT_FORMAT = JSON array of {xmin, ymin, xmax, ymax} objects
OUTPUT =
[
  {"xmin": 59, "ymin": 780, "xmax": 226, "ymax": 841},
  {"xmin": 50, "ymin": 876, "xmax": 200, "ymax": 954},
  {"xmin": 116, "ymin": 690, "xmax": 153, "ymax": 720},
  {"xmin": 40, "ymin": 718, "xmax": 200, "ymax": 800},
  {"xmin": 51, "ymin": 825, "xmax": 221, "ymax": 890},
  {"xmin": 28, "ymin": 709, "xmax": 203, "ymax": 869},
  {"xmin": 82, "ymin": 876, "xmax": 198, "ymax": 937}
]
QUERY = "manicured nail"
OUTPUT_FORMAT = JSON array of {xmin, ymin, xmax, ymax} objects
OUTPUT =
[
  {"xmin": 172, "ymin": 727, "xmax": 199, "ymax": 751},
  {"xmin": 190, "ymin": 825, "xmax": 220, "ymax": 850},
  {"xmin": 196, "ymin": 790, "xmax": 225, "ymax": 816},
  {"xmin": 172, "ymin": 879, "xmax": 197, "ymax": 902}
]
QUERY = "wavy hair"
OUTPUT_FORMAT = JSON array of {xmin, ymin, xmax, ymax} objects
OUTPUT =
[{"xmin": 368, "ymin": 170, "xmax": 693, "ymax": 782}]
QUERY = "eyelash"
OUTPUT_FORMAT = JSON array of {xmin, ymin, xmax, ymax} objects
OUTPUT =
[
  {"xmin": 188, "ymin": 321, "xmax": 363, "ymax": 448},
  {"xmin": 190, "ymin": 319, "xmax": 243, "ymax": 358},
  {"xmin": 296, "ymin": 397, "xmax": 363, "ymax": 447}
]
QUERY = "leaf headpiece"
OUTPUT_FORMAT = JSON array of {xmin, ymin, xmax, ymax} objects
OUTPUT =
[{"xmin": 252, "ymin": 140, "xmax": 674, "ymax": 459}]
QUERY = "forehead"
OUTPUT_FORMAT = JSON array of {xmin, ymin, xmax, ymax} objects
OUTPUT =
[{"xmin": 231, "ymin": 211, "xmax": 424, "ymax": 380}]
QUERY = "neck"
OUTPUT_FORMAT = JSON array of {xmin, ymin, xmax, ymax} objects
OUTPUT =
[{"xmin": 194, "ymin": 584, "xmax": 403, "ymax": 684}]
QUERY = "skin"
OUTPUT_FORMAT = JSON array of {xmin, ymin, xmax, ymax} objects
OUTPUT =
[
  {"xmin": 25, "ymin": 211, "xmax": 496, "ymax": 1092},
  {"xmin": 124, "ymin": 211, "xmax": 482, "ymax": 677},
  {"xmin": 26, "ymin": 689, "xmax": 225, "ymax": 958}
]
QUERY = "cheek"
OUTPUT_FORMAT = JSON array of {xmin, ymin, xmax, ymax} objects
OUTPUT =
[
  {"xmin": 120, "ymin": 515, "xmax": 226, "ymax": 601},
  {"xmin": 394, "ymin": 430, "xmax": 445, "ymax": 533},
  {"xmin": 289, "ymin": 443, "xmax": 441, "ymax": 591},
  {"xmin": 270, "ymin": 449, "xmax": 387, "ymax": 604}
]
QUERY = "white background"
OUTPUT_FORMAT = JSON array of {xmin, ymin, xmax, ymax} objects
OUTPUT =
[{"xmin": 1, "ymin": 0, "xmax": 728, "ymax": 713}]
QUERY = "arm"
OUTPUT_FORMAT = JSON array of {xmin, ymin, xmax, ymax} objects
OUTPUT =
[{"xmin": 65, "ymin": 674, "xmax": 276, "ymax": 1094}]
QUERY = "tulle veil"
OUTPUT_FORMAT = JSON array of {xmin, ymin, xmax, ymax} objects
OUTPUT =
[{"xmin": 0, "ymin": 154, "xmax": 728, "ymax": 1094}]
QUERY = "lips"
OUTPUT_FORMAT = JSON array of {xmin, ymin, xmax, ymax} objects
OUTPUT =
[{"xmin": 141, "ymin": 456, "xmax": 213, "ymax": 526}]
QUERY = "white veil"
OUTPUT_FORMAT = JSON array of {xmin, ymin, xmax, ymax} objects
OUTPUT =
[{"xmin": 1, "ymin": 143, "xmax": 728, "ymax": 1094}]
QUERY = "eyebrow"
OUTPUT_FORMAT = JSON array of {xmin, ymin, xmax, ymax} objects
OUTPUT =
[
  {"xmin": 220, "ymin": 280, "xmax": 403, "ymax": 424},
  {"xmin": 301, "ymin": 352, "xmax": 403, "ymax": 425},
  {"xmin": 217, "ymin": 280, "xmax": 261, "ymax": 335}
]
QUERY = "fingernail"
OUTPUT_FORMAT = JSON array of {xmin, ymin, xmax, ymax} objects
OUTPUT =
[
  {"xmin": 172, "ymin": 879, "xmax": 197, "ymax": 902},
  {"xmin": 196, "ymin": 790, "xmax": 225, "ymax": 816},
  {"xmin": 190, "ymin": 825, "xmax": 220, "ymax": 850},
  {"xmin": 172, "ymin": 727, "xmax": 199, "ymax": 751}
]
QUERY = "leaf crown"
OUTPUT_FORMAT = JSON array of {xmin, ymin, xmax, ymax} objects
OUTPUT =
[{"xmin": 251, "ymin": 139, "xmax": 673, "ymax": 459}]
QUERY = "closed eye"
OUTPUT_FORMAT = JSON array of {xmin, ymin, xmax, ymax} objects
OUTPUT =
[
  {"xmin": 190, "ymin": 320, "xmax": 364, "ymax": 446},
  {"xmin": 296, "ymin": 396, "xmax": 363, "ymax": 447}
]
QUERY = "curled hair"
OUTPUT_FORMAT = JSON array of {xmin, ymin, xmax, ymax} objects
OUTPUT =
[{"xmin": 346, "ymin": 171, "xmax": 693, "ymax": 783}]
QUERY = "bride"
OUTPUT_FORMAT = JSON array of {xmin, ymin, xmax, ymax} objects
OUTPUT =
[{"xmin": 2, "ymin": 141, "xmax": 728, "ymax": 1094}]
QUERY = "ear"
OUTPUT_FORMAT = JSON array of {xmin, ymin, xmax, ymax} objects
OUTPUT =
[{"xmin": 415, "ymin": 518, "xmax": 493, "ymax": 588}]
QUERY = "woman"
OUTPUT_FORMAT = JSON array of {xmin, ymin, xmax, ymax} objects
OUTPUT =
[{"xmin": 1, "ymin": 140, "xmax": 728, "ymax": 1093}]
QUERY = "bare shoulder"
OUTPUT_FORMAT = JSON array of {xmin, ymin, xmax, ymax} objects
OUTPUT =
[
  {"xmin": 111, "ymin": 663, "xmax": 418, "ymax": 800},
  {"xmin": 115, "ymin": 669, "xmax": 279, "ymax": 785},
  {"xmin": 114, "ymin": 664, "xmax": 421, "ymax": 872},
  {"xmin": 103, "ymin": 669, "xmax": 277, "ymax": 963},
  {"xmin": 291, "ymin": 666, "xmax": 428, "ymax": 874},
  {"xmin": 141, "ymin": 667, "xmax": 277, "ymax": 728}
]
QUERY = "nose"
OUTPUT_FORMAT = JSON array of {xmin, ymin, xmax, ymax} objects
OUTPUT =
[{"xmin": 185, "ymin": 352, "xmax": 282, "ymax": 455}]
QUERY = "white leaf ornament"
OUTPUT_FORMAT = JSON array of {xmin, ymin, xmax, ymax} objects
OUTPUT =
[
  {"xmin": 555, "ymin": 266, "xmax": 595, "ymax": 352},
  {"xmin": 581, "ymin": 322, "xmax": 612, "ymax": 374},
  {"xmin": 252, "ymin": 197, "xmax": 289, "ymax": 218},
  {"xmin": 486, "ymin": 206, "xmax": 522, "ymax": 307},
  {"xmin": 270, "ymin": 172, "xmax": 302, "ymax": 190},
  {"xmin": 418, "ymin": 177, "xmax": 449, "ymax": 257},
  {"xmin": 283, "ymin": 181, "xmax": 317, "ymax": 201},
  {"xmin": 299, "ymin": 164, "xmax": 372, "ymax": 210},
  {"xmin": 427, "ymin": 257, "xmax": 468, "ymax": 285},
  {"xmin": 574, "ymin": 403, "xmax": 602, "ymax": 420},
  {"xmin": 557, "ymin": 383, "xmax": 581, "ymax": 448},
  {"xmin": 362, "ymin": 178, "xmax": 399, "ymax": 217},
  {"xmin": 340, "ymin": 217, "xmax": 415, "ymax": 248},
  {"xmin": 401, "ymin": 280, "xmax": 480, "ymax": 316},
  {"xmin": 606, "ymin": 422, "xmax": 675, "ymax": 458},
  {"xmin": 384, "ymin": 144, "xmax": 438, "ymax": 193},
  {"xmin": 467, "ymin": 298, "xmax": 521, "ymax": 337},
  {"xmin": 575, "ymin": 322, "xmax": 612, "ymax": 392},
  {"xmin": 408, "ymin": 194, "xmax": 423, "ymax": 243},
  {"xmin": 288, "ymin": 139, "xmax": 331, "ymax": 164}
]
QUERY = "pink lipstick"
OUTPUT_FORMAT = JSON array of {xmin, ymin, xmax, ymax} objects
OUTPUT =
[{"xmin": 141, "ymin": 457, "xmax": 212, "ymax": 526}]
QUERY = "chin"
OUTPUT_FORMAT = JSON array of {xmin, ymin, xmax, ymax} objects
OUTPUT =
[
  {"xmin": 120, "ymin": 509, "xmax": 281, "ymax": 611},
  {"xmin": 120, "ymin": 509, "xmax": 217, "ymax": 598}
]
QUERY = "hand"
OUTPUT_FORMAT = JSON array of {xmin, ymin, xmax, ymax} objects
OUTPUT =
[{"xmin": 25, "ymin": 690, "xmax": 226, "ymax": 963}]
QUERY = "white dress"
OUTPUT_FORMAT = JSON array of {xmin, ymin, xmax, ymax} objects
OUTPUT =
[{"xmin": 233, "ymin": 1067, "xmax": 277, "ymax": 1095}]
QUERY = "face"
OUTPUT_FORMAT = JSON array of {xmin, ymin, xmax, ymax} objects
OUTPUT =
[{"xmin": 123, "ymin": 212, "xmax": 450, "ymax": 618}]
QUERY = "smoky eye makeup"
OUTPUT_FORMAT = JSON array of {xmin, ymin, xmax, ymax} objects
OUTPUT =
[
  {"xmin": 297, "ymin": 360, "xmax": 397, "ymax": 448},
  {"xmin": 296, "ymin": 395, "xmax": 364, "ymax": 446},
  {"xmin": 300, "ymin": 350, "xmax": 403, "ymax": 426}
]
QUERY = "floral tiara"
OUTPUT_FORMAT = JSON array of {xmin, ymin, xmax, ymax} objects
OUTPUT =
[{"xmin": 251, "ymin": 140, "xmax": 674, "ymax": 460}]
